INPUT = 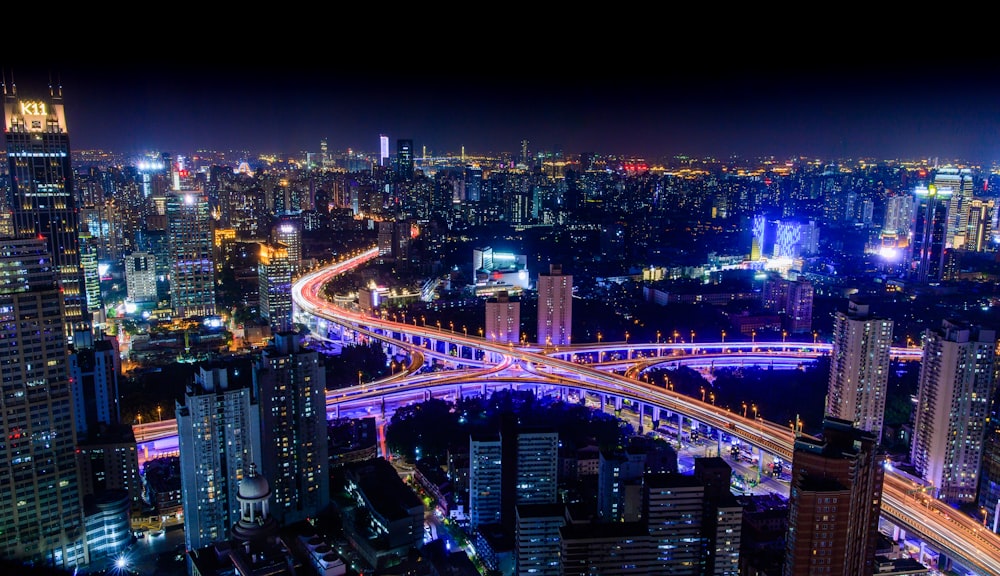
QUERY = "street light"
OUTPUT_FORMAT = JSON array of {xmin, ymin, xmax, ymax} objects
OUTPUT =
[
  {"xmin": 751, "ymin": 404, "xmax": 758, "ymax": 420},
  {"xmin": 742, "ymin": 401, "xmax": 747, "ymax": 418},
  {"xmin": 709, "ymin": 392, "xmax": 715, "ymax": 405},
  {"xmin": 625, "ymin": 331, "xmax": 630, "ymax": 344},
  {"xmin": 597, "ymin": 332, "xmax": 602, "ymax": 344},
  {"xmin": 157, "ymin": 405, "xmax": 162, "ymax": 422},
  {"xmin": 656, "ymin": 330, "xmax": 661, "ymax": 344},
  {"xmin": 450, "ymin": 321, "xmax": 454, "ymax": 333},
  {"xmin": 358, "ymin": 370, "xmax": 363, "ymax": 387},
  {"xmin": 700, "ymin": 386, "xmax": 706, "ymax": 402},
  {"xmin": 721, "ymin": 330, "xmax": 726, "ymax": 343}
]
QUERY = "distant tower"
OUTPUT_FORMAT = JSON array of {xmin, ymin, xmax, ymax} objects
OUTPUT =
[
  {"xmin": 125, "ymin": 251, "xmax": 157, "ymax": 305},
  {"xmin": 783, "ymin": 416, "xmax": 884, "ymax": 576},
  {"xmin": 978, "ymin": 383, "xmax": 1000, "ymax": 532},
  {"xmin": 396, "ymin": 139, "xmax": 414, "ymax": 180},
  {"xmin": 177, "ymin": 364, "xmax": 261, "ymax": 551},
  {"xmin": 270, "ymin": 216, "xmax": 302, "ymax": 275},
  {"xmin": 379, "ymin": 134, "xmax": 389, "ymax": 167},
  {"xmin": 258, "ymin": 242, "xmax": 293, "ymax": 332},
  {"xmin": 514, "ymin": 428, "xmax": 559, "ymax": 506},
  {"xmin": 911, "ymin": 319, "xmax": 997, "ymax": 502},
  {"xmin": 167, "ymin": 169, "xmax": 216, "ymax": 318},
  {"xmin": 255, "ymin": 331, "xmax": 329, "ymax": 525},
  {"xmin": 485, "ymin": 290, "xmax": 520, "ymax": 344},
  {"xmin": 910, "ymin": 183, "xmax": 951, "ymax": 283},
  {"xmin": 825, "ymin": 296, "xmax": 894, "ymax": 443},
  {"xmin": 3, "ymin": 80, "xmax": 91, "ymax": 345},
  {"xmin": 69, "ymin": 339, "xmax": 121, "ymax": 437},
  {"xmin": 536, "ymin": 264, "xmax": 572, "ymax": 346},
  {"xmin": 0, "ymin": 236, "xmax": 87, "ymax": 566}
]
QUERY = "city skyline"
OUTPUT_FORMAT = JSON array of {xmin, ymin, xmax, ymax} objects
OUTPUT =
[{"xmin": 6, "ymin": 62, "xmax": 1000, "ymax": 163}]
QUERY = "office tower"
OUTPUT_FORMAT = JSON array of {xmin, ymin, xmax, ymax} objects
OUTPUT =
[
  {"xmin": 3, "ymin": 82, "xmax": 91, "ymax": 345},
  {"xmin": 78, "ymin": 224, "xmax": 102, "ymax": 318},
  {"xmin": 515, "ymin": 503, "xmax": 565, "ymax": 576},
  {"xmin": 270, "ymin": 216, "xmax": 302, "ymax": 275},
  {"xmin": 469, "ymin": 433, "xmax": 503, "ymax": 530},
  {"xmin": 750, "ymin": 215, "xmax": 778, "ymax": 261},
  {"xmin": 825, "ymin": 296, "xmax": 894, "ymax": 443},
  {"xmin": 166, "ymin": 175, "xmax": 216, "ymax": 318},
  {"xmin": 560, "ymin": 522, "xmax": 654, "ymax": 575},
  {"xmin": 379, "ymin": 134, "xmax": 389, "ymax": 167},
  {"xmin": 773, "ymin": 219, "xmax": 819, "ymax": 258},
  {"xmin": 177, "ymin": 364, "xmax": 261, "ymax": 551},
  {"xmin": 258, "ymin": 242, "xmax": 293, "ymax": 332},
  {"xmin": 69, "ymin": 339, "xmax": 120, "ymax": 437},
  {"xmin": 486, "ymin": 291, "xmax": 520, "ymax": 344},
  {"xmin": 966, "ymin": 197, "xmax": 995, "ymax": 252},
  {"xmin": 934, "ymin": 167, "xmax": 974, "ymax": 248},
  {"xmin": 644, "ymin": 472, "xmax": 706, "ymax": 572},
  {"xmin": 536, "ymin": 264, "xmax": 572, "ymax": 346},
  {"xmin": 783, "ymin": 416, "xmax": 884, "ymax": 576},
  {"xmin": 911, "ymin": 319, "xmax": 997, "ymax": 502},
  {"xmin": 465, "ymin": 165, "xmax": 483, "ymax": 202},
  {"xmin": 255, "ymin": 331, "xmax": 329, "ymax": 525},
  {"xmin": 125, "ymin": 251, "xmax": 157, "ymax": 305},
  {"xmin": 910, "ymin": 183, "xmax": 951, "ymax": 283},
  {"xmin": 396, "ymin": 139, "xmax": 414, "ymax": 180},
  {"xmin": 0, "ymin": 236, "xmax": 86, "ymax": 566}
]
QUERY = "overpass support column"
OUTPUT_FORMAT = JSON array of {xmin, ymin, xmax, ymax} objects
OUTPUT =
[
  {"xmin": 483, "ymin": 382, "xmax": 488, "ymax": 396},
  {"xmin": 456, "ymin": 385, "xmax": 462, "ymax": 401},
  {"xmin": 614, "ymin": 396, "xmax": 623, "ymax": 412},
  {"xmin": 892, "ymin": 525, "xmax": 903, "ymax": 542},
  {"xmin": 424, "ymin": 389, "xmax": 431, "ymax": 401},
  {"xmin": 677, "ymin": 413, "xmax": 684, "ymax": 450},
  {"xmin": 757, "ymin": 447, "xmax": 764, "ymax": 476},
  {"xmin": 380, "ymin": 397, "xmax": 386, "ymax": 416}
]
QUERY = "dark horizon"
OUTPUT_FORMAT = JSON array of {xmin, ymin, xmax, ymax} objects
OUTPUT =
[{"xmin": 6, "ymin": 63, "xmax": 1000, "ymax": 164}]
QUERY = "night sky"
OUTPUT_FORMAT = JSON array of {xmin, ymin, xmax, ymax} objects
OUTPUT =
[{"xmin": 5, "ymin": 61, "xmax": 1000, "ymax": 164}]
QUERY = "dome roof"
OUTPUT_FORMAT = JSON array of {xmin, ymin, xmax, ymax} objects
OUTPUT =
[{"xmin": 238, "ymin": 464, "xmax": 270, "ymax": 500}]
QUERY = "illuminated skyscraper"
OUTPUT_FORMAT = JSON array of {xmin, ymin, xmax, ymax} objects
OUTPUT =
[
  {"xmin": 825, "ymin": 297, "xmax": 894, "ymax": 443},
  {"xmin": 3, "ymin": 81, "xmax": 91, "ymax": 345},
  {"xmin": 965, "ymin": 198, "xmax": 995, "ymax": 252},
  {"xmin": 166, "ymin": 170, "xmax": 216, "ymax": 318},
  {"xmin": 270, "ymin": 217, "xmax": 302, "ymax": 275},
  {"xmin": 911, "ymin": 319, "xmax": 996, "ymax": 502},
  {"xmin": 255, "ymin": 331, "xmax": 329, "ymax": 525},
  {"xmin": 469, "ymin": 433, "xmax": 503, "ymax": 530},
  {"xmin": 396, "ymin": 139, "xmax": 414, "ymax": 181},
  {"xmin": 934, "ymin": 167, "xmax": 974, "ymax": 248},
  {"xmin": 0, "ymin": 236, "xmax": 87, "ymax": 566},
  {"xmin": 258, "ymin": 242, "xmax": 293, "ymax": 332},
  {"xmin": 124, "ymin": 251, "xmax": 157, "ymax": 305},
  {"xmin": 536, "ymin": 264, "xmax": 572, "ymax": 346},
  {"xmin": 177, "ymin": 364, "xmax": 261, "ymax": 552},
  {"xmin": 910, "ymin": 183, "xmax": 951, "ymax": 283},
  {"xmin": 783, "ymin": 417, "xmax": 883, "ymax": 576}
]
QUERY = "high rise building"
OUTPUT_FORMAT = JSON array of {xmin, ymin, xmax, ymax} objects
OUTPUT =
[
  {"xmin": 911, "ymin": 319, "xmax": 997, "ymax": 502},
  {"xmin": 396, "ymin": 139, "xmax": 414, "ymax": 181},
  {"xmin": 76, "ymin": 425, "xmax": 143, "ymax": 513},
  {"xmin": 166, "ymin": 169, "xmax": 216, "ymax": 318},
  {"xmin": 258, "ymin": 242, "xmax": 293, "ymax": 332},
  {"xmin": 783, "ymin": 416, "xmax": 883, "ymax": 576},
  {"xmin": 255, "ymin": 331, "xmax": 329, "ymax": 525},
  {"xmin": 469, "ymin": 433, "xmax": 503, "ymax": 530},
  {"xmin": 644, "ymin": 472, "xmax": 706, "ymax": 572},
  {"xmin": 910, "ymin": 183, "xmax": 951, "ymax": 283},
  {"xmin": 694, "ymin": 458, "xmax": 743, "ymax": 576},
  {"xmin": 978, "ymin": 382, "xmax": 1000, "ymax": 533},
  {"xmin": 270, "ymin": 217, "xmax": 302, "ymax": 276},
  {"xmin": 485, "ymin": 290, "xmax": 520, "ymax": 344},
  {"xmin": 124, "ymin": 251, "xmax": 157, "ymax": 305},
  {"xmin": 966, "ymin": 197, "xmax": 995, "ymax": 252},
  {"xmin": 515, "ymin": 503, "xmax": 565, "ymax": 576},
  {"xmin": 934, "ymin": 167, "xmax": 974, "ymax": 249},
  {"xmin": 177, "ymin": 364, "xmax": 261, "ymax": 551},
  {"xmin": 514, "ymin": 428, "xmax": 558, "ymax": 506},
  {"xmin": 536, "ymin": 264, "xmax": 572, "ymax": 346},
  {"xmin": 825, "ymin": 296, "xmax": 894, "ymax": 443},
  {"xmin": 0, "ymin": 236, "xmax": 87, "ymax": 566},
  {"xmin": 69, "ymin": 339, "xmax": 120, "ymax": 437},
  {"xmin": 3, "ymin": 82, "xmax": 91, "ymax": 346}
]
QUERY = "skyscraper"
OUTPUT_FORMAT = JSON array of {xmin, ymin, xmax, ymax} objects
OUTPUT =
[
  {"xmin": 166, "ymin": 169, "xmax": 216, "ymax": 318},
  {"xmin": 514, "ymin": 428, "xmax": 558, "ymax": 506},
  {"xmin": 910, "ymin": 183, "xmax": 951, "ymax": 283},
  {"xmin": 124, "ymin": 251, "xmax": 157, "ymax": 305},
  {"xmin": 0, "ymin": 236, "xmax": 87, "ymax": 566},
  {"xmin": 177, "ymin": 364, "xmax": 261, "ymax": 552},
  {"xmin": 396, "ymin": 139, "xmax": 414, "ymax": 181},
  {"xmin": 783, "ymin": 416, "xmax": 883, "ymax": 576},
  {"xmin": 536, "ymin": 264, "xmax": 572, "ymax": 346},
  {"xmin": 911, "ymin": 319, "xmax": 997, "ymax": 502},
  {"xmin": 3, "ymin": 81, "xmax": 91, "ymax": 345},
  {"xmin": 255, "ymin": 331, "xmax": 329, "ymax": 525},
  {"xmin": 258, "ymin": 242, "xmax": 293, "ymax": 332},
  {"xmin": 825, "ymin": 296, "xmax": 894, "ymax": 443}
]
